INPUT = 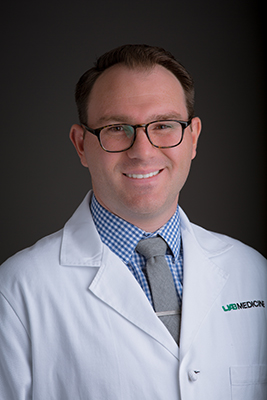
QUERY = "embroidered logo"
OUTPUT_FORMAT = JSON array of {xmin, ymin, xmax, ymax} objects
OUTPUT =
[{"xmin": 222, "ymin": 300, "xmax": 265, "ymax": 312}]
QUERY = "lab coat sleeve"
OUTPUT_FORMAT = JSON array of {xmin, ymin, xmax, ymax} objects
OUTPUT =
[{"xmin": 0, "ymin": 292, "xmax": 32, "ymax": 400}]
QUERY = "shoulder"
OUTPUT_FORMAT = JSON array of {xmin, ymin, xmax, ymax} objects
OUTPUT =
[
  {"xmin": 0, "ymin": 229, "xmax": 66, "ymax": 336},
  {"xmin": 194, "ymin": 227, "xmax": 267, "ymax": 290},
  {"xmin": 180, "ymin": 207, "xmax": 266, "ymax": 270},
  {"xmin": 0, "ymin": 192, "xmax": 94, "ymax": 285},
  {"xmin": 194, "ymin": 223, "xmax": 265, "ymax": 264},
  {"xmin": 194, "ymin": 222, "xmax": 264, "ymax": 257},
  {"xmin": 0, "ymin": 229, "xmax": 63, "ymax": 289}
]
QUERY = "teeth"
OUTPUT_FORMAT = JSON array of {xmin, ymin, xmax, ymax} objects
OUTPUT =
[{"xmin": 126, "ymin": 171, "xmax": 160, "ymax": 179}]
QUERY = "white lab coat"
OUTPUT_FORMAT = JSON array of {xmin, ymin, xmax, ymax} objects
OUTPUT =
[{"xmin": 0, "ymin": 191, "xmax": 266, "ymax": 399}]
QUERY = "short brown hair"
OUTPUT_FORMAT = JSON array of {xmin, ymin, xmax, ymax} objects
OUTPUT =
[{"xmin": 75, "ymin": 44, "xmax": 195, "ymax": 124}]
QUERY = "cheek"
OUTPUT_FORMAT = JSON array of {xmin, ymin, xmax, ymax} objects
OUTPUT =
[
  {"xmin": 166, "ymin": 141, "xmax": 193, "ymax": 170},
  {"xmin": 84, "ymin": 143, "xmax": 120, "ymax": 186},
  {"xmin": 165, "ymin": 144, "xmax": 194, "ymax": 186}
]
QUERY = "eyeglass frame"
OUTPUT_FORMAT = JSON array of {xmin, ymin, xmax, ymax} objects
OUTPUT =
[{"xmin": 82, "ymin": 118, "xmax": 192, "ymax": 153}]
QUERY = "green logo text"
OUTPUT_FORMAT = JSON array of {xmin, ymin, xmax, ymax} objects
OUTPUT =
[{"xmin": 222, "ymin": 300, "xmax": 265, "ymax": 312}]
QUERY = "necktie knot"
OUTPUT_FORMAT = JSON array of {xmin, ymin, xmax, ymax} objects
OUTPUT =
[{"xmin": 136, "ymin": 236, "xmax": 167, "ymax": 259}]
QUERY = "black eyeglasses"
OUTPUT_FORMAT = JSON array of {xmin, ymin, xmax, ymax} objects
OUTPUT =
[{"xmin": 82, "ymin": 119, "xmax": 192, "ymax": 153}]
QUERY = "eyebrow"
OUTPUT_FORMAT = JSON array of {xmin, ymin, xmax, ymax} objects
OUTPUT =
[{"xmin": 95, "ymin": 112, "xmax": 186, "ymax": 126}]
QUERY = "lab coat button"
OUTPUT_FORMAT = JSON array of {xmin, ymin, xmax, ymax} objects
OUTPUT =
[{"xmin": 188, "ymin": 370, "xmax": 200, "ymax": 382}]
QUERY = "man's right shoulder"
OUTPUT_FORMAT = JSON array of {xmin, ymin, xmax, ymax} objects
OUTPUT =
[{"xmin": 0, "ymin": 229, "xmax": 63, "ymax": 283}]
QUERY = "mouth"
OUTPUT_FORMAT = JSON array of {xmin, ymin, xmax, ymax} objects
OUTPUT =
[{"xmin": 124, "ymin": 170, "xmax": 162, "ymax": 179}]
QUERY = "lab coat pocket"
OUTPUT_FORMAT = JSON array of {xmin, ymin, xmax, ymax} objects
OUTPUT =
[{"xmin": 230, "ymin": 365, "xmax": 267, "ymax": 400}]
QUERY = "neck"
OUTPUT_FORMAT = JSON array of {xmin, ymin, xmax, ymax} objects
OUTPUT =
[{"xmin": 94, "ymin": 194, "xmax": 178, "ymax": 233}]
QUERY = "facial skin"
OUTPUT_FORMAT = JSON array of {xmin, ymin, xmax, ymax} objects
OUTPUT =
[{"xmin": 70, "ymin": 64, "xmax": 201, "ymax": 232}]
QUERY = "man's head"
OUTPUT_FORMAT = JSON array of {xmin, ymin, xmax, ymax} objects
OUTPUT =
[
  {"xmin": 70, "ymin": 45, "xmax": 201, "ymax": 231},
  {"xmin": 75, "ymin": 44, "xmax": 195, "ymax": 126}
]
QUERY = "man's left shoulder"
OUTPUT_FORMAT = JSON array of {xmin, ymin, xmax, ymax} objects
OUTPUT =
[{"xmin": 192, "ymin": 222, "xmax": 266, "ymax": 270}]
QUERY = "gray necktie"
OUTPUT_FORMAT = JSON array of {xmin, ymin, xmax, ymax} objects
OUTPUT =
[{"xmin": 136, "ymin": 236, "xmax": 181, "ymax": 343}]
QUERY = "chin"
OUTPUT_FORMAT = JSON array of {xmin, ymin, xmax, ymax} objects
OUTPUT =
[{"xmin": 122, "ymin": 197, "xmax": 170, "ymax": 220}]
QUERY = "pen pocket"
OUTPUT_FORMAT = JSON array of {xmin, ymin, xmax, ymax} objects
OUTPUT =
[{"xmin": 230, "ymin": 365, "xmax": 267, "ymax": 400}]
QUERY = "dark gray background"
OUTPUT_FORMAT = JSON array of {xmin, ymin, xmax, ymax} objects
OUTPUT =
[{"xmin": 1, "ymin": 0, "xmax": 266, "ymax": 264}]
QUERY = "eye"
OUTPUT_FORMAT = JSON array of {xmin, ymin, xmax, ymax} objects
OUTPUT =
[
  {"xmin": 151, "ymin": 122, "xmax": 174, "ymax": 131},
  {"xmin": 106, "ymin": 125, "xmax": 125, "ymax": 132},
  {"xmin": 102, "ymin": 124, "xmax": 134, "ymax": 139}
]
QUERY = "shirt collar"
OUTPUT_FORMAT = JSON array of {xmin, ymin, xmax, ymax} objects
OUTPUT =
[{"xmin": 90, "ymin": 194, "xmax": 181, "ymax": 265}]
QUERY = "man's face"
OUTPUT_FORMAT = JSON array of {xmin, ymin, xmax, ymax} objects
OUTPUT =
[{"xmin": 70, "ymin": 64, "xmax": 201, "ymax": 231}]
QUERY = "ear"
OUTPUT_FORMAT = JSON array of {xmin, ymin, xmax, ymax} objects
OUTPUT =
[
  {"xmin": 69, "ymin": 124, "xmax": 89, "ymax": 167},
  {"xmin": 190, "ymin": 117, "xmax": 202, "ymax": 160}
]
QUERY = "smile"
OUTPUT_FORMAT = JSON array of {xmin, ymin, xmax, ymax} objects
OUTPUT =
[{"xmin": 124, "ymin": 170, "xmax": 161, "ymax": 179}]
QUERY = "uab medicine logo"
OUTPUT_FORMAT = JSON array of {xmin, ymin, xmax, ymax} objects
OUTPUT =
[{"xmin": 222, "ymin": 300, "xmax": 265, "ymax": 312}]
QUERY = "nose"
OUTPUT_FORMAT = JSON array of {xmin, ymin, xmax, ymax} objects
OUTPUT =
[{"xmin": 126, "ymin": 126, "xmax": 156, "ymax": 159}]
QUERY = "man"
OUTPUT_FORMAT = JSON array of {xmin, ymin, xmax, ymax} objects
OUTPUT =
[{"xmin": 0, "ymin": 44, "xmax": 266, "ymax": 399}]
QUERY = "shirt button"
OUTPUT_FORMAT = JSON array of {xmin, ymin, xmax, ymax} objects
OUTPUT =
[{"xmin": 188, "ymin": 370, "xmax": 200, "ymax": 381}]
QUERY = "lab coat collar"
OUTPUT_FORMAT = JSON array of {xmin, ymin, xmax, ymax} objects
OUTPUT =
[
  {"xmin": 60, "ymin": 192, "xmax": 103, "ymax": 267},
  {"xmin": 179, "ymin": 207, "xmax": 233, "ymax": 257},
  {"xmin": 60, "ymin": 192, "xmax": 233, "ymax": 267}
]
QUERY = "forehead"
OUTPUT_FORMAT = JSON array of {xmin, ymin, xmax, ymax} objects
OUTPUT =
[{"xmin": 87, "ymin": 64, "xmax": 188, "ymax": 123}]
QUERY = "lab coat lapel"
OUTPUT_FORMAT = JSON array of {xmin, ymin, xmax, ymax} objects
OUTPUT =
[
  {"xmin": 89, "ymin": 244, "xmax": 179, "ymax": 359},
  {"xmin": 179, "ymin": 212, "xmax": 230, "ymax": 358},
  {"xmin": 60, "ymin": 192, "xmax": 177, "ymax": 358}
]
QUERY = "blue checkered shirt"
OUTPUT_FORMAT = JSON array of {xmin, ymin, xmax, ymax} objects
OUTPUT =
[{"xmin": 90, "ymin": 194, "xmax": 183, "ymax": 307}]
